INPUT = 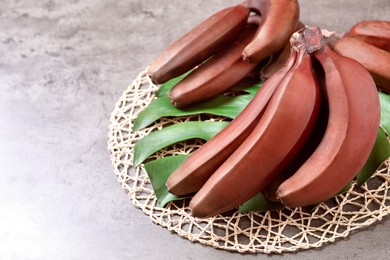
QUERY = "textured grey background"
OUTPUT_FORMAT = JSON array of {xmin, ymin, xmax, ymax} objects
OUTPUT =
[{"xmin": 1, "ymin": 0, "xmax": 389, "ymax": 259}]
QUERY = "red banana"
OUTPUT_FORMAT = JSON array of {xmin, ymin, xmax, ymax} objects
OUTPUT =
[
  {"xmin": 242, "ymin": 0, "xmax": 300, "ymax": 63},
  {"xmin": 333, "ymin": 36, "xmax": 390, "ymax": 92},
  {"xmin": 346, "ymin": 20, "xmax": 390, "ymax": 52},
  {"xmin": 147, "ymin": 4, "xmax": 250, "ymax": 84}
]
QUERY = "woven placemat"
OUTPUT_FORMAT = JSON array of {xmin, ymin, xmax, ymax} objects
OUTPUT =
[{"xmin": 108, "ymin": 69, "xmax": 390, "ymax": 254}]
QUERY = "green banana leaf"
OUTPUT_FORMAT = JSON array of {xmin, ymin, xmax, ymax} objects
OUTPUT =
[
  {"xmin": 356, "ymin": 127, "xmax": 390, "ymax": 186},
  {"xmin": 379, "ymin": 92, "xmax": 390, "ymax": 136},
  {"xmin": 144, "ymin": 154, "xmax": 191, "ymax": 207},
  {"xmin": 239, "ymin": 193, "xmax": 284, "ymax": 213},
  {"xmin": 133, "ymin": 121, "xmax": 229, "ymax": 166},
  {"xmin": 133, "ymin": 84, "xmax": 261, "ymax": 131}
]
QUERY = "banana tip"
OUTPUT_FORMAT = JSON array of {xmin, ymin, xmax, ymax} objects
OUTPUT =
[
  {"xmin": 165, "ymin": 179, "xmax": 188, "ymax": 197},
  {"xmin": 165, "ymin": 179, "xmax": 181, "ymax": 196},
  {"xmin": 189, "ymin": 210, "xmax": 210, "ymax": 219},
  {"xmin": 189, "ymin": 200, "xmax": 209, "ymax": 219},
  {"xmin": 146, "ymin": 73, "xmax": 158, "ymax": 85},
  {"xmin": 168, "ymin": 95, "xmax": 180, "ymax": 108},
  {"xmin": 242, "ymin": 52, "xmax": 250, "ymax": 62},
  {"xmin": 275, "ymin": 191, "xmax": 284, "ymax": 204},
  {"xmin": 165, "ymin": 182, "xmax": 171, "ymax": 192},
  {"xmin": 242, "ymin": 51, "xmax": 256, "ymax": 64}
]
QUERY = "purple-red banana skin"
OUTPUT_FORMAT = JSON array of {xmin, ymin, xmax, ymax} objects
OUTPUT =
[
  {"xmin": 169, "ymin": 24, "xmax": 259, "ymax": 108},
  {"xmin": 277, "ymin": 45, "xmax": 380, "ymax": 208},
  {"xmin": 147, "ymin": 5, "xmax": 250, "ymax": 84},
  {"xmin": 260, "ymin": 21, "xmax": 306, "ymax": 80},
  {"xmin": 242, "ymin": 0, "xmax": 300, "ymax": 63},
  {"xmin": 166, "ymin": 49, "xmax": 298, "ymax": 197},
  {"xmin": 347, "ymin": 20, "xmax": 390, "ymax": 52},
  {"xmin": 189, "ymin": 49, "xmax": 320, "ymax": 218},
  {"xmin": 333, "ymin": 36, "xmax": 390, "ymax": 92},
  {"xmin": 263, "ymin": 106, "xmax": 327, "ymax": 202},
  {"xmin": 264, "ymin": 45, "xmax": 328, "ymax": 202}
]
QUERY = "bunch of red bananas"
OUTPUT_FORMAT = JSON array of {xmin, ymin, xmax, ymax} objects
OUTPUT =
[{"xmin": 144, "ymin": 0, "xmax": 388, "ymax": 218}]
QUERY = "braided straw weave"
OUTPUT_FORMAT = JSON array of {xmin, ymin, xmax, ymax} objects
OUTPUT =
[{"xmin": 108, "ymin": 69, "xmax": 390, "ymax": 254}]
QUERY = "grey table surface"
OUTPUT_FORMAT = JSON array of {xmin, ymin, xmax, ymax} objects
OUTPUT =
[{"xmin": 1, "ymin": 0, "xmax": 389, "ymax": 259}]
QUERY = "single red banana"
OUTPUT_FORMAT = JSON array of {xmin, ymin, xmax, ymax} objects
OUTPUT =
[
  {"xmin": 260, "ymin": 21, "xmax": 306, "ymax": 80},
  {"xmin": 264, "ymin": 57, "xmax": 329, "ymax": 202},
  {"xmin": 242, "ymin": 0, "xmax": 300, "ymax": 63},
  {"xmin": 169, "ymin": 24, "xmax": 259, "ymax": 108},
  {"xmin": 263, "ymin": 103, "xmax": 327, "ymax": 202},
  {"xmin": 147, "ymin": 4, "xmax": 250, "ymax": 84},
  {"xmin": 189, "ymin": 40, "xmax": 321, "ymax": 218},
  {"xmin": 333, "ymin": 36, "xmax": 390, "ymax": 92},
  {"xmin": 346, "ymin": 20, "xmax": 390, "ymax": 52},
  {"xmin": 166, "ymin": 45, "xmax": 298, "ymax": 197},
  {"xmin": 276, "ymin": 29, "xmax": 380, "ymax": 208}
]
